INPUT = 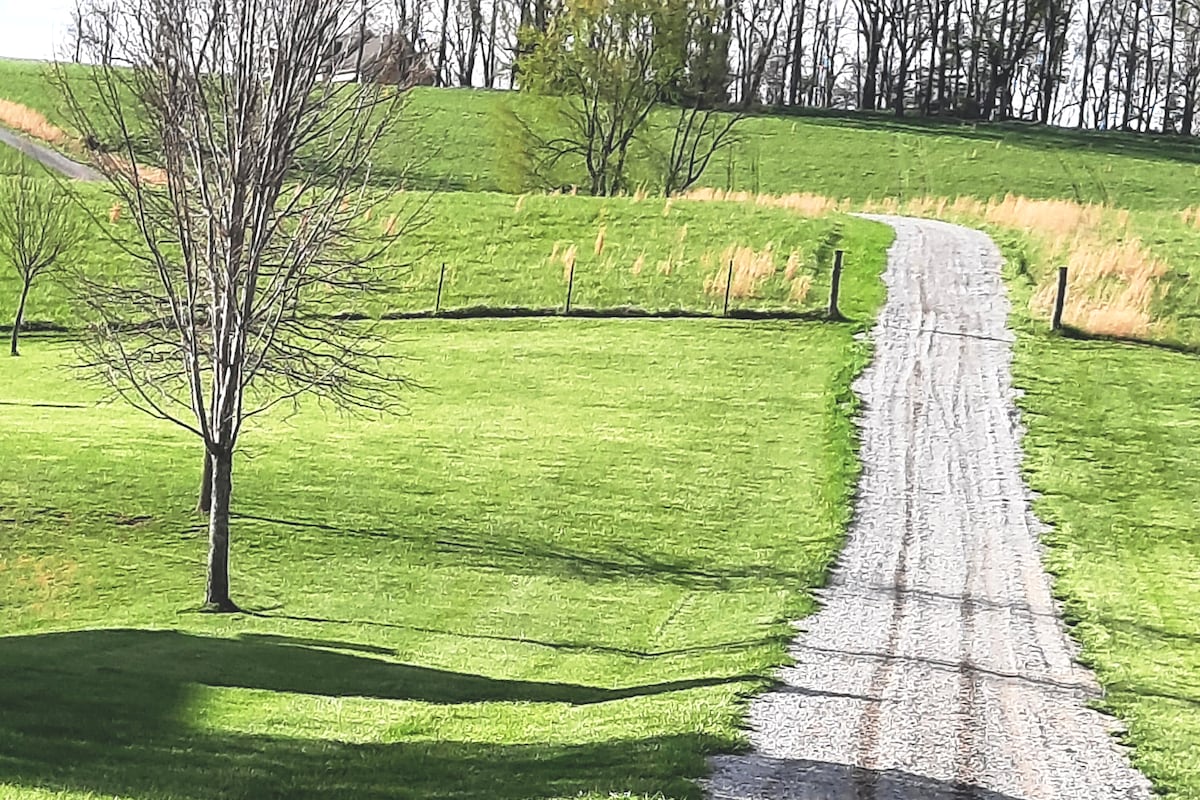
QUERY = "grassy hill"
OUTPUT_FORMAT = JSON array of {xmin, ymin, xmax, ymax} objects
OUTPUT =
[
  {"xmin": 0, "ymin": 186, "xmax": 882, "ymax": 327},
  {"xmin": 1, "ymin": 57, "xmax": 1200, "ymax": 800},
  {"xmin": 4, "ymin": 58, "xmax": 1200, "ymax": 207}
]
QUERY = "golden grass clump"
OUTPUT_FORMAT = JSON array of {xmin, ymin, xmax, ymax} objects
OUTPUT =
[
  {"xmin": 631, "ymin": 253, "xmax": 645, "ymax": 275},
  {"xmin": 594, "ymin": 225, "xmax": 606, "ymax": 256},
  {"xmin": 1180, "ymin": 206, "xmax": 1200, "ymax": 230},
  {"xmin": 1028, "ymin": 237, "xmax": 1167, "ymax": 337},
  {"xmin": 91, "ymin": 153, "xmax": 168, "ymax": 185},
  {"xmin": 514, "ymin": 194, "xmax": 527, "ymax": 213},
  {"xmin": 662, "ymin": 199, "xmax": 674, "ymax": 216},
  {"xmin": 677, "ymin": 188, "xmax": 842, "ymax": 217},
  {"xmin": 678, "ymin": 186, "xmax": 1168, "ymax": 338},
  {"xmin": 560, "ymin": 243, "xmax": 578, "ymax": 280},
  {"xmin": 784, "ymin": 250, "xmax": 802, "ymax": 281},
  {"xmin": 382, "ymin": 214, "xmax": 398, "ymax": 235},
  {"xmin": 790, "ymin": 274, "xmax": 813, "ymax": 303},
  {"xmin": 863, "ymin": 192, "xmax": 1164, "ymax": 338},
  {"xmin": 0, "ymin": 100, "xmax": 70, "ymax": 145},
  {"xmin": 108, "ymin": 203, "xmax": 123, "ymax": 223},
  {"xmin": 704, "ymin": 244, "xmax": 777, "ymax": 299}
]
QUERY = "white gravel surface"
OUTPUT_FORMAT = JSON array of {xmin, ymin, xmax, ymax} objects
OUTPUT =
[{"xmin": 706, "ymin": 216, "xmax": 1154, "ymax": 800}]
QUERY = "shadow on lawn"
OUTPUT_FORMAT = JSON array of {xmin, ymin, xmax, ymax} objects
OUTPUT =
[
  {"xmin": 233, "ymin": 512, "xmax": 817, "ymax": 590},
  {"xmin": 245, "ymin": 608, "xmax": 781, "ymax": 661},
  {"xmin": 0, "ymin": 628, "xmax": 746, "ymax": 799}
]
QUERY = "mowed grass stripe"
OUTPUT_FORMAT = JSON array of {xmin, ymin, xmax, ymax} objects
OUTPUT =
[{"xmin": 0, "ymin": 315, "xmax": 879, "ymax": 800}]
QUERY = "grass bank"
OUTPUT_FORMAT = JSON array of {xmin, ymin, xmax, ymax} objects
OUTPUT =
[
  {"xmin": 1, "ymin": 313, "xmax": 883, "ymax": 800},
  {"xmin": 0, "ymin": 189, "xmax": 888, "ymax": 329}
]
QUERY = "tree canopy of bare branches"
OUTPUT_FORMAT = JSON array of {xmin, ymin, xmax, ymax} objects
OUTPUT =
[
  {"xmin": 64, "ymin": 0, "xmax": 415, "ymax": 612},
  {"xmin": 252, "ymin": 0, "xmax": 1200, "ymax": 133},
  {"xmin": 0, "ymin": 163, "xmax": 82, "ymax": 357}
]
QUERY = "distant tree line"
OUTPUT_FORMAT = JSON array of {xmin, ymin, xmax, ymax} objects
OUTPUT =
[{"xmin": 382, "ymin": 0, "xmax": 1200, "ymax": 133}]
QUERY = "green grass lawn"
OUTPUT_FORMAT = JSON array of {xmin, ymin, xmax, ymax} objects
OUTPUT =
[
  {"xmin": 994, "ymin": 252, "xmax": 1200, "ymax": 799},
  {"xmin": 0, "ymin": 189, "xmax": 885, "ymax": 329},
  {"xmin": 4, "ymin": 58, "xmax": 1200, "ymax": 207},
  {"xmin": 1011, "ymin": 331, "xmax": 1200, "ymax": 796},
  {"xmin": 3, "ymin": 54, "xmax": 1200, "ymax": 800},
  {"xmin": 1, "ymin": 317, "xmax": 876, "ymax": 800}
]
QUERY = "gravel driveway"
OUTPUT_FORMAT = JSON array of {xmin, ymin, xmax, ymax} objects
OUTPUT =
[
  {"xmin": 707, "ymin": 216, "xmax": 1153, "ymax": 800},
  {"xmin": 0, "ymin": 127, "xmax": 103, "ymax": 181}
]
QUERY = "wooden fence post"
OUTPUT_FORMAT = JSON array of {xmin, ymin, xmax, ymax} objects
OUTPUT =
[
  {"xmin": 565, "ymin": 259, "xmax": 576, "ymax": 314},
  {"xmin": 828, "ymin": 249, "xmax": 844, "ymax": 319},
  {"xmin": 723, "ymin": 258, "xmax": 734, "ymax": 317},
  {"xmin": 1052, "ymin": 266, "xmax": 1068, "ymax": 331},
  {"xmin": 435, "ymin": 263, "xmax": 447, "ymax": 316}
]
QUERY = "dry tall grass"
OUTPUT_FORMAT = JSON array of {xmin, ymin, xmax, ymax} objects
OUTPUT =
[
  {"xmin": 0, "ymin": 100, "xmax": 70, "ymax": 145},
  {"xmin": 865, "ymin": 194, "xmax": 1167, "ymax": 338},
  {"xmin": 704, "ymin": 244, "xmax": 778, "ymax": 299},
  {"xmin": 560, "ymin": 244, "xmax": 578, "ymax": 280},
  {"xmin": 690, "ymin": 186, "xmax": 1168, "ymax": 338},
  {"xmin": 790, "ymin": 274, "xmax": 813, "ymax": 303},
  {"xmin": 680, "ymin": 187, "xmax": 846, "ymax": 216}
]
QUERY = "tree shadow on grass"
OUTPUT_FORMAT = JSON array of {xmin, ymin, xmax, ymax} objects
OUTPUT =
[
  {"xmin": 244, "ymin": 608, "xmax": 781, "ymax": 661},
  {"xmin": 233, "ymin": 512, "xmax": 817, "ymax": 591},
  {"xmin": 0, "ymin": 628, "xmax": 744, "ymax": 799}
]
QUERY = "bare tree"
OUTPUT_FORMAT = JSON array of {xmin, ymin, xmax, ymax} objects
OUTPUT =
[
  {"xmin": 0, "ymin": 164, "xmax": 82, "ymax": 357},
  {"xmin": 64, "ymin": 0, "xmax": 415, "ymax": 612}
]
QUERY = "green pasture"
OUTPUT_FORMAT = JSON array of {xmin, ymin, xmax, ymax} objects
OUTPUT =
[
  {"xmin": 1, "ymin": 53, "xmax": 1199, "ymax": 799},
  {"xmin": 2, "ymin": 318, "xmax": 874, "ymax": 799},
  {"xmin": 0, "ymin": 189, "xmax": 886, "ymax": 328}
]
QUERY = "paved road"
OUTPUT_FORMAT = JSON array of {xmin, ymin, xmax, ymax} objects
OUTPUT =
[
  {"xmin": 0, "ymin": 127, "xmax": 103, "ymax": 181},
  {"xmin": 707, "ymin": 216, "xmax": 1153, "ymax": 800}
]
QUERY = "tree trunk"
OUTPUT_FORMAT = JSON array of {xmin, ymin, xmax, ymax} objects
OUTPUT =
[
  {"xmin": 437, "ymin": 0, "xmax": 452, "ymax": 87},
  {"xmin": 11, "ymin": 279, "xmax": 30, "ymax": 357},
  {"xmin": 196, "ymin": 452, "xmax": 213, "ymax": 514},
  {"xmin": 203, "ymin": 450, "xmax": 238, "ymax": 612}
]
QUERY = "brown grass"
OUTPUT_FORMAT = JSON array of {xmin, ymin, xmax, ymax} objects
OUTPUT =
[
  {"xmin": 1180, "ymin": 206, "xmax": 1200, "ymax": 230},
  {"xmin": 594, "ymin": 225, "xmax": 606, "ymax": 256},
  {"xmin": 784, "ymin": 250, "xmax": 802, "ymax": 281},
  {"xmin": 631, "ymin": 253, "xmax": 645, "ymax": 276},
  {"xmin": 688, "ymin": 186, "xmax": 1170, "ymax": 337},
  {"xmin": 383, "ymin": 214, "xmax": 399, "ymax": 236},
  {"xmin": 790, "ymin": 274, "xmax": 813, "ymax": 303},
  {"xmin": 559, "ymin": 243, "xmax": 578, "ymax": 280},
  {"xmin": 108, "ymin": 203, "xmax": 123, "ymax": 224},
  {"xmin": 704, "ymin": 244, "xmax": 778, "ymax": 299},
  {"xmin": 514, "ymin": 194, "xmax": 527, "ymax": 213},
  {"xmin": 0, "ymin": 100, "xmax": 70, "ymax": 145},
  {"xmin": 879, "ymin": 194, "xmax": 1167, "ymax": 338},
  {"xmin": 679, "ymin": 187, "xmax": 845, "ymax": 217},
  {"xmin": 93, "ymin": 152, "xmax": 168, "ymax": 185}
]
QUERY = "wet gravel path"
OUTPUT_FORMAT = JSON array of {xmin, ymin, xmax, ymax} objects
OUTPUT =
[{"xmin": 707, "ymin": 216, "xmax": 1153, "ymax": 800}]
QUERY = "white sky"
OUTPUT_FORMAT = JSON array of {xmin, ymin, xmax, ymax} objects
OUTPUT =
[{"xmin": 0, "ymin": 0, "xmax": 74, "ymax": 62}]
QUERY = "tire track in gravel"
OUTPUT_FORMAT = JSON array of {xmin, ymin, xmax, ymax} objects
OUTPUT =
[{"xmin": 706, "ymin": 216, "xmax": 1153, "ymax": 800}]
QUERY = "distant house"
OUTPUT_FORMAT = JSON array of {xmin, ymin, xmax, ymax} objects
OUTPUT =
[{"xmin": 322, "ymin": 30, "xmax": 436, "ymax": 88}]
